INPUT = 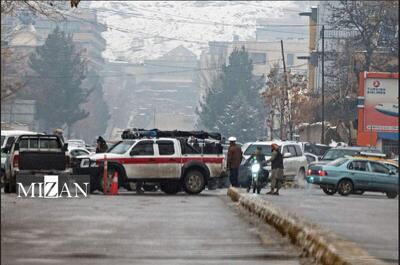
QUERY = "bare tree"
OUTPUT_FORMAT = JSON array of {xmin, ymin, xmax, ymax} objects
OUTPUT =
[
  {"xmin": 1, "ymin": 1, "xmax": 80, "ymax": 16},
  {"xmin": 328, "ymin": 0, "xmax": 399, "ymax": 72}
]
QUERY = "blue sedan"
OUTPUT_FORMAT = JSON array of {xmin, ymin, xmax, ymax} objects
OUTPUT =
[{"xmin": 307, "ymin": 157, "xmax": 398, "ymax": 198}]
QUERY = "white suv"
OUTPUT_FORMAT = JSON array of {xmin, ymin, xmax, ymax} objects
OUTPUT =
[{"xmin": 241, "ymin": 141, "xmax": 308, "ymax": 183}]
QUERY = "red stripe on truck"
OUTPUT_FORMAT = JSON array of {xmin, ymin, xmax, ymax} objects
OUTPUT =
[{"xmin": 98, "ymin": 157, "xmax": 223, "ymax": 164}]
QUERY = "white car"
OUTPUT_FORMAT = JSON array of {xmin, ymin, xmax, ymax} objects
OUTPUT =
[
  {"xmin": 242, "ymin": 141, "xmax": 308, "ymax": 182},
  {"xmin": 66, "ymin": 139, "xmax": 86, "ymax": 149},
  {"xmin": 68, "ymin": 147, "xmax": 92, "ymax": 157}
]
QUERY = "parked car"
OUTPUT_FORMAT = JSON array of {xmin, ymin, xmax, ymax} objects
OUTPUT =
[
  {"xmin": 66, "ymin": 139, "xmax": 86, "ymax": 148},
  {"xmin": 80, "ymin": 134, "xmax": 225, "ymax": 195},
  {"xmin": 306, "ymin": 157, "xmax": 398, "ymax": 198},
  {"xmin": 3, "ymin": 134, "xmax": 72, "ymax": 193},
  {"xmin": 239, "ymin": 141, "xmax": 308, "ymax": 186},
  {"xmin": 310, "ymin": 146, "xmax": 382, "ymax": 166},
  {"xmin": 303, "ymin": 143, "xmax": 331, "ymax": 158}
]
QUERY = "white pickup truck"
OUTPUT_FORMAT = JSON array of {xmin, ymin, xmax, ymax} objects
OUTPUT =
[{"xmin": 81, "ymin": 137, "xmax": 225, "ymax": 194}]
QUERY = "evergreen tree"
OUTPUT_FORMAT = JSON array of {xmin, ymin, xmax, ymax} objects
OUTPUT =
[
  {"xmin": 197, "ymin": 47, "xmax": 265, "ymax": 142},
  {"xmin": 28, "ymin": 26, "xmax": 88, "ymax": 135}
]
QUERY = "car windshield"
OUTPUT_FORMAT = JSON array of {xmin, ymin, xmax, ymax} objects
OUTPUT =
[
  {"xmin": 327, "ymin": 158, "xmax": 349, "ymax": 166},
  {"xmin": 244, "ymin": 144, "xmax": 272, "ymax": 156},
  {"xmin": 107, "ymin": 141, "xmax": 135, "ymax": 154},
  {"xmin": 321, "ymin": 149, "xmax": 358, "ymax": 161}
]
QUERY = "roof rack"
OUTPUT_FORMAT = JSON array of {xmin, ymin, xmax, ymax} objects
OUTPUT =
[{"xmin": 121, "ymin": 128, "xmax": 222, "ymax": 141}]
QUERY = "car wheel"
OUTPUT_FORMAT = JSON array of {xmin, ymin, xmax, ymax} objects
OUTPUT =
[
  {"xmin": 126, "ymin": 182, "xmax": 135, "ymax": 191},
  {"xmin": 322, "ymin": 187, "xmax": 336, "ymax": 195},
  {"xmin": 353, "ymin": 190, "xmax": 364, "ymax": 195},
  {"xmin": 297, "ymin": 168, "xmax": 306, "ymax": 180},
  {"xmin": 160, "ymin": 181, "xmax": 181, "ymax": 195},
  {"xmin": 337, "ymin": 179, "xmax": 353, "ymax": 196},
  {"xmin": 183, "ymin": 170, "xmax": 205, "ymax": 195},
  {"xmin": 386, "ymin": 191, "xmax": 397, "ymax": 199}
]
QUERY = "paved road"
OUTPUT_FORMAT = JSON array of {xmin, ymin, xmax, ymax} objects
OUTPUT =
[
  {"xmin": 1, "ymin": 189, "xmax": 311, "ymax": 265},
  {"xmin": 257, "ymin": 186, "xmax": 399, "ymax": 265}
]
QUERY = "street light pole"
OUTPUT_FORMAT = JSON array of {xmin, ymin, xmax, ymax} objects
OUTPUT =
[{"xmin": 321, "ymin": 25, "xmax": 325, "ymax": 144}]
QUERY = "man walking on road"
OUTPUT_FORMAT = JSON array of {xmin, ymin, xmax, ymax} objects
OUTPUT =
[
  {"xmin": 265, "ymin": 143, "xmax": 284, "ymax": 195},
  {"xmin": 227, "ymin": 136, "xmax": 242, "ymax": 187}
]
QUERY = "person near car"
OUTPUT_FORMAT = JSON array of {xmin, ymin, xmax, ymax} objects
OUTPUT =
[
  {"xmin": 95, "ymin": 136, "xmax": 108, "ymax": 153},
  {"xmin": 226, "ymin": 136, "xmax": 242, "ymax": 187},
  {"xmin": 53, "ymin": 128, "xmax": 65, "ymax": 144},
  {"xmin": 265, "ymin": 143, "xmax": 284, "ymax": 195}
]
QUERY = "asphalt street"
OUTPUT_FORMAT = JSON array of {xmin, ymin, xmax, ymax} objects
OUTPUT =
[
  {"xmin": 256, "ymin": 185, "xmax": 399, "ymax": 265},
  {"xmin": 1, "ymin": 189, "xmax": 313, "ymax": 265}
]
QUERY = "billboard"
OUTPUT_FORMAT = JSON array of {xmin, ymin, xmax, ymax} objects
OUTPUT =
[{"xmin": 363, "ymin": 74, "xmax": 398, "ymax": 132}]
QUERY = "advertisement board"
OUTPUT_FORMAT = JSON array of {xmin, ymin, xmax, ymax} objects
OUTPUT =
[{"xmin": 363, "ymin": 76, "xmax": 398, "ymax": 132}]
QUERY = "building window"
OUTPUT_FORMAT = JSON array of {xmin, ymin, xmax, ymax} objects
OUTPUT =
[{"xmin": 249, "ymin": 52, "xmax": 267, "ymax": 64}]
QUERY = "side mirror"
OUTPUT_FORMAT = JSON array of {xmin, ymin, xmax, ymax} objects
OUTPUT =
[
  {"xmin": 1, "ymin": 147, "xmax": 9, "ymax": 154},
  {"xmin": 389, "ymin": 170, "xmax": 397, "ymax": 175},
  {"xmin": 283, "ymin": 152, "xmax": 291, "ymax": 158}
]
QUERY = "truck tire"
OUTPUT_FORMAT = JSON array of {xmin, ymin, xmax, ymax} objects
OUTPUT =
[
  {"xmin": 183, "ymin": 170, "xmax": 205, "ymax": 195},
  {"xmin": 160, "ymin": 181, "xmax": 180, "ymax": 194}
]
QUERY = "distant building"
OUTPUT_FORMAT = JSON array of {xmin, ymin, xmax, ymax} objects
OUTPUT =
[
  {"xmin": 106, "ymin": 45, "xmax": 201, "ymax": 132},
  {"xmin": 2, "ymin": 8, "xmax": 108, "ymax": 139}
]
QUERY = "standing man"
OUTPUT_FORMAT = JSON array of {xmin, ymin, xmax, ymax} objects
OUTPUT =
[
  {"xmin": 96, "ymin": 136, "xmax": 108, "ymax": 153},
  {"xmin": 265, "ymin": 143, "xmax": 284, "ymax": 195},
  {"xmin": 227, "ymin": 136, "xmax": 242, "ymax": 187}
]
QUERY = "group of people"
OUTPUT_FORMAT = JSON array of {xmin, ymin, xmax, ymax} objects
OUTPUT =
[{"xmin": 226, "ymin": 137, "xmax": 284, "ymax": 195}]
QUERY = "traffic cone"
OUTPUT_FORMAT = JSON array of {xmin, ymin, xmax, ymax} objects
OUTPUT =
[{"xmin": 109, "ymin": 171, "xmax": 119, "ymax": 195}]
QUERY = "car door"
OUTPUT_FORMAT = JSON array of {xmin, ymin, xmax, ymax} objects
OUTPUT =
[
  {"xmin": 127, "ymin": 140, "xmax": 158, "ymax": 179},
  {"xmin": 156, "ymin": 140, "xmax": 180, "ymax": 178},
  {"xmin": 282, "ymin": 145, "xmax": 297, "ymax": 176},
  {"xmin": 367, "ymin": 161, "xmax": 397, "ymax": 192},
  {"xmin": 346, "ymin": 160, "xmax": 370, "ymax": 190}
]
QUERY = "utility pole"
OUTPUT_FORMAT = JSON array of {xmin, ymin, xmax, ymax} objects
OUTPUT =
[
  {"xmin": 280, "ymin": 40, "xmax": 290, "ymax": 140},
  {"xmin": 321, "ymin": 25, "xmax": 325, "ymax": 144},
  {"xmin": 153, "ymin": 108, "xmax": 156, "ymax": 128}
]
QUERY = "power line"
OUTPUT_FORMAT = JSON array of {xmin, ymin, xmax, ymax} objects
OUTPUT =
[{"xmin": 4, "ymin": 61, "xmax": 308, "ymax": 80}]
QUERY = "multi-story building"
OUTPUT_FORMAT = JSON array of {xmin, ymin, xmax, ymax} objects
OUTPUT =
[
  {"xmin": 1, "ymin": 7, "xmax": 108, "ymax": 139},
  {"xmin": 106, "ymin": 45, "xmax": 201, "ymax": 134}
]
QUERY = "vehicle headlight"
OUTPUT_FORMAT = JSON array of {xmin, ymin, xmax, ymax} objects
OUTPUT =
[{"xmin": 251, "ymin": 163, "xmax": 260, "ymax": 173}]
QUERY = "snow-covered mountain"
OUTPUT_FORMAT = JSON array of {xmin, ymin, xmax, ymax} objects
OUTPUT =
[{"xmin": 89, "ymin": 1, "xmax": 312, "ymax": 63}]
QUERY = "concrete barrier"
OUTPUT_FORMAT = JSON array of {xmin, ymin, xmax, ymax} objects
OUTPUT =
[{"xmin": 227, "ymin": 187, "xmax": 387, "ymax": 265}]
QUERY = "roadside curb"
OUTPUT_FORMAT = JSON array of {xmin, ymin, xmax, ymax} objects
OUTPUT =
[{"xmin": 227, "ymin": 187, "xmax": 387, "ymax": 265}]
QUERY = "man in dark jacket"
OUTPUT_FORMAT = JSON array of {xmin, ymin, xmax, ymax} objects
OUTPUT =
[
  {"xmin": 226, "ymin": 136, "xmax": 242, "ymax": 187},
  {"xmin": 96, "ymin": 136, "xmax": 108, "ymax": 153},
  {"xmin": 265, "ymin": 143, "xmax": 284, "ymax": 195}
]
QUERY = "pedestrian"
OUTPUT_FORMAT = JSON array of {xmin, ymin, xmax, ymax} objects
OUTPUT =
[
  {"xmin": 96, "ymin": 136, "xmax": 108, "ymax": 153},
  {"xmin": 226, "ymin": 136, "xmax": 242, "ymax": 187},
  {"xmin": 53, "ymin": 128, "xmax": 65, "ymax": 144},
  {"xmin": 265, "ymin": 143, "xmax": 284, "ymax": 195}
]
